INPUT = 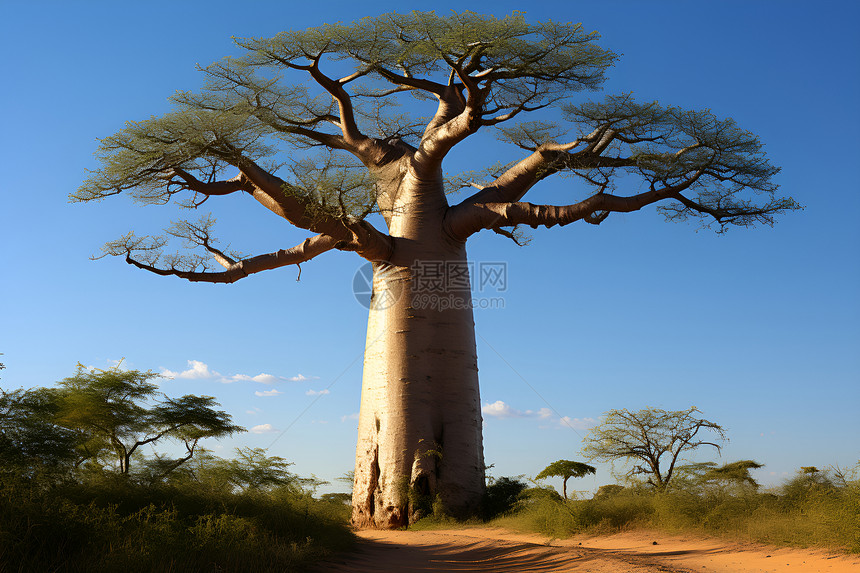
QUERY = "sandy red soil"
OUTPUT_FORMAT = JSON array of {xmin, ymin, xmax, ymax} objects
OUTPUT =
[{"xmin": 317, "ymin": 527, "xmax": 859, "ymax": 572}]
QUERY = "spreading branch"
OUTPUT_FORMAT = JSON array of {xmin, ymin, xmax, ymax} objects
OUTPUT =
[
  {"xmin": 447, "ymin": 95, "xmax": 797, "ymax": 239},
  {"xmin": 445, "ymin": 171, "xmax": 706, "ymax": 240},
  {"xmin": 105, "ymin": 230, "xmax": 342, "ymax": 284}
]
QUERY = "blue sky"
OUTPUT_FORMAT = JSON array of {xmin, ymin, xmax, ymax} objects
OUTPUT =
[{"xmin": 1, "ymin": 0, "xmax": 858, "ymax": 495}]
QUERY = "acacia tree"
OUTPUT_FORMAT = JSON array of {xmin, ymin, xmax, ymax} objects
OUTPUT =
[
  {"xmin": 75, "ymin": 12, "xmax": 798, "ymax": 527},
  {"xmin": 535, "ymin": 459, "xmax": 595, "ymax": 500},
  {"xmin": 57, "ymin": 365, "xmax": 243, "ymax": 474},
  {"xmin": 706, "ymin": 459, "xmax": 764, "ymax": 490},
  {"xmin": 581, "ymin": 407, "xmax": 726, "ymax": 490},
  {"xmin": 672, "ymin": 459, "xmax": 764, "ymax": 493},
  {"xmin": 0, "ymin": 387, "xmax": 80, "ymax": 476}
]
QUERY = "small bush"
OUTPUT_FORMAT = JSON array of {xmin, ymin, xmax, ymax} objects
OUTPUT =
[{"xmin": 481, "ymin": 476, "xmax": 529, "ymax": 519}]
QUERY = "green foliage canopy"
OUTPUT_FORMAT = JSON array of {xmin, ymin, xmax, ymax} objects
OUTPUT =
[
  {"xmin": 73, "ymin": 11, "xmax": 799, "ymax": 283},
  {"xmin": 582, "ymin": 407, "xmax": 726, "ymax": 490},
  {"xmin": 0, "ymin": 387, "xmax": 79, "ymax": 476},
  {"xmin": 535, "ymin": 459, "xmax": 596, "ymax": 499},
  {"xmin": 706, "ymin": 459, "xmax": 764, "ymax": 489},
  {"xmin": 55, "ymin": 364, "xmax": 244, "ymax": 475}
]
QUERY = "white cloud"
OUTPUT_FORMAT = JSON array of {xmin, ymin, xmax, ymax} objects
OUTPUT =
[
  {"xmin": 160, "ymin": 360, "xmax": 220, "ymax": 380},
  {"xmin": 482, "ymin": 400, "xmax": 525, "ymax": 418},
  {"xmin": 159, "ymin": 363, "xmax": 319, "ymax": 386},
  {"xmin": 537, "ymin": 408, "xmax": 553, "ymax": 419},
  {"xmin": 341, "ymin": 412, "xmax": 359, "ymax": 423},
  {"xmin": 250, "ymin": 423, "xmax": 277, "ymax": 434},
  {"xmin": 246, "ymin": 408, "xmax": 262, "ymax": 415},
  {"xmin": 523, "ymin": 407, "xmax": 554, "ymax": 418},
  {"xmin": 290, "ymin": 373, "xmax": 320, "ymax": 382},
  {"xmin": 255, "ymin": 389, "xmax": 283, "ymax": 397},
  {"xmin": 306, "ymin": 389, "xmax": 330, "ymax": 396},
  {"xmin": 482, "ymin": 401, "xmax": 594, "ymax": 429},
  {"xmin": 557, "ymin": 416, "xmax": 597, "ymax": 430},
  {"xmin": 230, "ymin": 373, "xmax": 284, "ymax": 384}
]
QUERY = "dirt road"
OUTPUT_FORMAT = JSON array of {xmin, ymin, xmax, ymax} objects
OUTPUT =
[{"xmin": 317, "ymin": 527, "xmax": 859, "ymax": 572}]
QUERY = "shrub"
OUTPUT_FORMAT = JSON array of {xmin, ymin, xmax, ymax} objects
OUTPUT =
[
  {"xmin": 0, "ymin": 474, "xmax": 354, "ymax": 572},
  {"xmin": 482, "ymin": 476, "xmax": 529, "ymax": 519},
  {"xmin": 486, "ymin": 465, "xmax": 860, "ymax": 553}
]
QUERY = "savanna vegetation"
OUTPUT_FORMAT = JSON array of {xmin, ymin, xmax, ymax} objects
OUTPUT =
[
  {"xmin": 3, "ymin": 357, "xmax": 857, "ymax": 572},
  {"xmin": 488, "ymin": 462, "xmax": 860, "ymax": 554},
  {"xmin": 411, "ymin": 407, "xmax": 860, "ymax": 555},
  {"xmin": 412, "ymin": 462, "xmax": 860, "ymax": 555},
  {"xmin": 0, "ymin": 364, "xmax": 354, "ymax": 572}
]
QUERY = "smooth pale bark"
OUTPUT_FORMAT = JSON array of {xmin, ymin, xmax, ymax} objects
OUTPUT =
[{"xmin": 351, "ymin": 168, "xmax": 484, "ymax": 528}]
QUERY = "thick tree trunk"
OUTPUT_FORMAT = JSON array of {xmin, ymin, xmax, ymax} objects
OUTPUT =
[{"xmin": 351, "ymin": 167, "xmax": 485, "ymax": 528}]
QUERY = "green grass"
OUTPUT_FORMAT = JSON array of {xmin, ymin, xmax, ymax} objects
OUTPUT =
[
  {"xmin": 484, "ymin": 480, "xmax": 860, "ymax": 554},
  {"xmin": 0, "ymin": 475, "xmax": 355, "ymax": 572},
  {"xmin": 405, "ymin": 468, "xmax": 860, "ymax": 554}
]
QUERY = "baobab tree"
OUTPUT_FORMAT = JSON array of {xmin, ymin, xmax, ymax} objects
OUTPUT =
[{"xmin": 74, "ymin": 12, "xmax": 799, "ymax": 528}]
